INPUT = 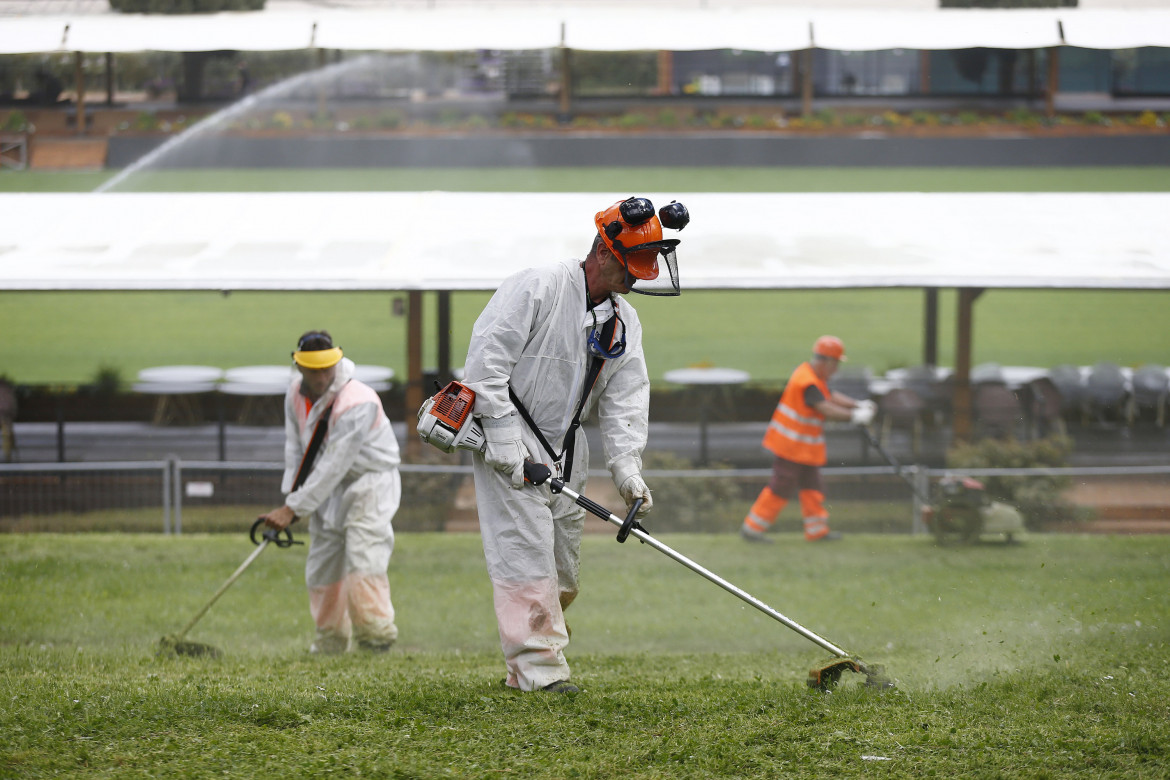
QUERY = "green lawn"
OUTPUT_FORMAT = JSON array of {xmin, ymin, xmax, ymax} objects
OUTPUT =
[
  {"xmin": 1, "ymin": 287, "xmax": 1167, "ymax": 387},
  {"xmin": 2, "ymin": 532, "xmax": 1168, "ymax": 777}
]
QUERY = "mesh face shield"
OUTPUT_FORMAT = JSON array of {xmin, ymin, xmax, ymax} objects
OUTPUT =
[{"xmin": 627, "ymin": 245, "xmax": 680, "ymax": 297}]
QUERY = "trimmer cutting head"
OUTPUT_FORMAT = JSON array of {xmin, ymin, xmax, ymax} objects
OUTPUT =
[
  {"xmin": 807, "ymin": 658, "xmax": 894, "ymax": 691},
  {"xmin": 157, "ymin": 634, "xmax": 223, "ymax": 658}
]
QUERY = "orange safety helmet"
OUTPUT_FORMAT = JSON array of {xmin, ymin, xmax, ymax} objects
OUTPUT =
[
  {"xmin": 594, "ymin": 197, "xmax": 685, "ymax": 281},
  {"xmin": 813, "ymin": 335, "xmax": 847, "ymax": 362}
]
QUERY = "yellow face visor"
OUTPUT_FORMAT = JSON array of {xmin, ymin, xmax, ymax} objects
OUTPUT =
[{"xmin": 292, "ymin": 347, "xmax": 343, "ymax": 369}]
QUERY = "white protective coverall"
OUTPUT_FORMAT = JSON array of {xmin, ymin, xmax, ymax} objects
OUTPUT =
[
  {"xmin": 464, "ymin": 258, "xmax": 650, "ymax": 690},
  {"xmin": 282, "ymin": 357, "xmax": 402, "ymax": 653}
]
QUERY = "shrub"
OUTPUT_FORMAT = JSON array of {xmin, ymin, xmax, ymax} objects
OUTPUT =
[
  {"xmin": 90, "ymin": 365, "xmax": 123, "ymax": 394},
  {"xmin": 1005, "ymin": 108, "xmax": 1042, "ymax": 127},
  {"xmin": 945, "ymin": 435, "xmax": 1088, "ymax": 529},
  {"xmin": 2, "ymin": 111, "xmax": 28, "ymax": 132},
  {"xmin": 616, "ymin": 112, "xmax": 651, "ymax": 130},
  {"xmin": 436, "ymin": 108, "xmax": 463, "ymax": 127},
  {"xmin": 1136, "ymin": 110, "xmax": 1163, "ymax": 128},
  {"xmin": 654, "ymin": 109, "xmax": 681, "ymax": 128},
  {"xmin": 640, "ymin": 450, "xmax": 744, "ymax": 534},
  {"xmin": 812, "ymin": 109, "xmax": 837, "ymax": 127},
  {"xmin": 376, "ymin": 109, "xmax": 404, "ymax": 130},
  {"xmin": 738, "ymin": 113, "xmax": 764, "ymax": 130},
  {"xmin": 911, "ymin": 110, "xmax": 938, "ymax": 126},
  {"xmin": 266, "ymin": 111, "xmax": 294, "ymax": 130},
  {"xmin": 1083, "ymin": 110, "xmax": 1111, "ymax": 126},
  {"xmin": 132, "ymin": 111, "xmax": 160, "ymax": 131}
]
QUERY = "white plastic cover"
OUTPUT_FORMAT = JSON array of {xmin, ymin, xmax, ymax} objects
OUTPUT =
[
  {"xmin": 1, "ymin": 191, "xmax": 1167, "ymax": 292},
  {"xmin": 3, "ymin": 7, "xmax": 1170, "ymax": 55}
]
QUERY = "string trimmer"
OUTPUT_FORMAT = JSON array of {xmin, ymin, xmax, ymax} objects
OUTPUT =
[
  {"xmin": 158, "ymin": 519, "xmax": 302, "ymax": 658},
  {"xmin": 160, "ymin": 401, "xmax": 332, "ymax": 657},
  {"xmin": 418, "ymin": 380, "xmax": 893, "ymax": 690}
]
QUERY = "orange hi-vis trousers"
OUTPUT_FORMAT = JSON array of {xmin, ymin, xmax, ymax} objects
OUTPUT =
[{"xmin": 743, "ymin": 486, "xmax": 831, "ymax": 541}]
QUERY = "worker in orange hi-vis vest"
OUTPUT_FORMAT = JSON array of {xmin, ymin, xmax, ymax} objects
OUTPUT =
[{"xmin": 741, "ymin": 336, "xmax": 876, "ymax": 543}]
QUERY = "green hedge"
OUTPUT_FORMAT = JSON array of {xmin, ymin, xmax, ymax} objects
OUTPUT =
[{"xmin": 109, "ymin": 0, "xmax": 265, "ymax": 13}]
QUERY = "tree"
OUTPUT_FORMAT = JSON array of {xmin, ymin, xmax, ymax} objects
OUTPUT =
[{"xmin": 108, "ymin": 0, "xmax": 265, "ymax": 13}]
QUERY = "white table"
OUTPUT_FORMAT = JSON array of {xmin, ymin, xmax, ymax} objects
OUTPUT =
[
  {"xmin": 663, "ymin": 367, "xmax": 751, "ymax": 465},
  {"xmin": 223, "ymin": 365, "xmax": 293, "ymax": 385},
  {"xmin": 219, "ymin": 371, "xmax": 289, "ymax": 426},
  {"xmin": 137, "ymin": 365, "xmax": 223, "ymax": 384}
]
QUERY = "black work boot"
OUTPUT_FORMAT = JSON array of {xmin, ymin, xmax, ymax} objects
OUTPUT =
[
  {"xmin": 740, "ymin": 527, "xmax": 773, "ymax": 544},
  {"xmin": 541, "ymin": 680, "xmax": 580, "ymax": 694}
]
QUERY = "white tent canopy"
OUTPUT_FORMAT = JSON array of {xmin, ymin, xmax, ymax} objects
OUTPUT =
[
  {"xmin": 2, "ymin": 192, "xmax": 1167, "ymax": 292},
  {"xmin": 2, "ymin": 7, "xmax": 1170, "ymax": 54}
]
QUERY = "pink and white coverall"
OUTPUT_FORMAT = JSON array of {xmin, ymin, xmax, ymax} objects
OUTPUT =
[
  {"xmin": 464, "ymin": 259, "xmax": 650, "ymax": 691},
  {"xmin": 282, "ymin": 358, "xmax": 402, "ymax": 653}
]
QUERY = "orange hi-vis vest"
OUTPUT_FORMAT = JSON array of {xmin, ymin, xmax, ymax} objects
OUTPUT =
[{"xmin": 762, "ymin": 361, "xmax": 829, "ymax": 466}]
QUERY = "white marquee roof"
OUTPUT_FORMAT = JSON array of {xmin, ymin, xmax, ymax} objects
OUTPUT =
[
  {"xmin": 2, "ymin": 6, "xmax": 1170, "ymax": 54},
  {"xmin": 1, "ymin": 192, "xmax": 1166, "ymax": 292}
]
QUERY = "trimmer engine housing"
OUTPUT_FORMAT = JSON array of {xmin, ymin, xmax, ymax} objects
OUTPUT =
[{"xmin": 416, "ymin": 381, "xmax": 487, "ymax": 453}]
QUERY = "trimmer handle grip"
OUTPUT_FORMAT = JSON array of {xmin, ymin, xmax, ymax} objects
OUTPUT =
[
  {"xmin": 249, "ymin": 517, "xmax": 302, "ymax": 548},
  {"xmin": 523, "ymin": 461, "xmax": 552, "ymax": 486},
  {"xmin": 617, "ymin": 498, "xmax": 644, "ymax": 544}
]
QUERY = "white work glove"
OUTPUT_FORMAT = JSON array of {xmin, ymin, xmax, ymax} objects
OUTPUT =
[
  {"xmin": 850, "ymin": 399, "xmax": 877, "ymax": 427},
  {"xmin": 612, "ymin": 458, "xmax": 653, "ymax": 519},
  {"xmin": 480, "ymin": 414, "xmax": 529, "ymax": 489}
]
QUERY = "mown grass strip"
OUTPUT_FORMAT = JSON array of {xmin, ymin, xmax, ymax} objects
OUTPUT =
[{"xmin": 2, "ymin": 533, "xmax": 1168, "ymax": 777}]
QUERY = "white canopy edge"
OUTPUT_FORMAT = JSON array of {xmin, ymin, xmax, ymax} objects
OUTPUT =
[
  {"xmin": 2, "ymin": 9, "xmax": 1170, "ymax": 55},
  {"xmin": 1, "ymin": 191, "xmax": 1167, "ymax": 292}
]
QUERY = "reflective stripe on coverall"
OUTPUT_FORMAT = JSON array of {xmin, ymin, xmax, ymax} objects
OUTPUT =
[
  {"xmin": 283, "ymin": 358, "xmax": 402, "ymax": 652},
  {"xmin": 464, "ymin": 258, "xmax": 650, "ymax": 691},
  {"xmin": 747, "ymin": 361, "xmax": 832, "ymax": 540}
]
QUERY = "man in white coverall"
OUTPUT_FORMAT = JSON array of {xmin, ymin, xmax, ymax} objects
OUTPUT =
[
  {"xmin": 463, "ymin": 196, "xmax": 689, "ymax": 694},
  {"xmin": 260, "ymin": 330, "xmax": 402, "ymax": 654}
]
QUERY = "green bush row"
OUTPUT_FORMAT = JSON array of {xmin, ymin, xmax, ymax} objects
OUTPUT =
[{"xmin": 108, "ymin": 0, "xmax": 265, "ymax": 13}]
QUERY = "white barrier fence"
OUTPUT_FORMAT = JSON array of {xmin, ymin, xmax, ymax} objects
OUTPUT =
[{"xmin": 1, "ymin": 460, "xmax": 1167, "ymax": 535}]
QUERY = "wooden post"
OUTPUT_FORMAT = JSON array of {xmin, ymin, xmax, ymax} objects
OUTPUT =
[
  {"xmin": 437, "ymin": 290, "xmax": 451, "ymax": 380},
  {"xmin": 73, "ymin": 51, "xmax": 86, "ymax": 136},
  {"xmin": 923, "ymin": 288, "xmax": 938, "ymax": 367},
  {"xmin": 657, "ymin": 50, "xmax": 673, "ymax": 96},
  {"xmin": 952, "ymin": 287, "xmax": 983, "ymax": 442},
  {"xmin": 801, "ymin": 48, "xmax": 814, "ymax": 119},
  {"xmin": 919, "ymin": 50, "xmax": 931, "ymax": 95},
  {"xmin": 1027, "ymin": 49, "xmax": 1037, "ymax": 103},
  {"xmin": 316, "ymin": 47, "xmax": 327, "ymax": 121},
  {"xmin": 1045, "ymin": 46, "xmax": 1060, "ymax": 119},
  {"xmin": 558, "ymin": 23, "xmax": 571, "ymax": 122},
  {"xmin": 105, "ymin": 52, "xmax": 115, "ymax": 106},
  {"xmin": 405, "ymin": 290, "xmax": 424, "ymax": 456}
]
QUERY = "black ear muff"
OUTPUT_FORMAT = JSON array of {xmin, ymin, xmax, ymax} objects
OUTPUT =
[
  {"xmin": 659, "ymin": 200, "xmax": 689, "ymax": 231},
  {"xmin": 606, "ymin": 221, "xmax": 623, "ymax": 240},
  {"xmin": 619, "ymin": 197, "xmax": 655, "ymax": 226}
]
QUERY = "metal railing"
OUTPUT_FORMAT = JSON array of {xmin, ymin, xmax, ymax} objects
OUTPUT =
[{"xmin": 1, "ymin": 460, "xmax": 1167, "ymax": 534}]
